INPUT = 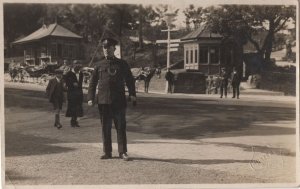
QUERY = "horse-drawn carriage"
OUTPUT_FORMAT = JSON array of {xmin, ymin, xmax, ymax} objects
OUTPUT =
[{"xmin": 8, "ymin": 62, "xmax": 60, "ymax": 84}]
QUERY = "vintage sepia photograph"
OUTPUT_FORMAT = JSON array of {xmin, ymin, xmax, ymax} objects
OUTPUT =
[{"xmin": 1, "ymin": 0, "xmax": 299, "ymax": 188}]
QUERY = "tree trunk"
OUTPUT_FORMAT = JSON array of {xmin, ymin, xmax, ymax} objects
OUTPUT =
[
  {"xmin": 152, "ymin": 44, "xmax": 157, "ymax": 67},
  {"xmin": 138, "ymin": 7, "xmax": 144, "ymax": 49},
  {"xmin": 264, "ymin": 33, "xmax": 274, "ymax": 62},
  {"xmin": 263, "ymin": 20, "xmax": 275, "ymax": 63}
]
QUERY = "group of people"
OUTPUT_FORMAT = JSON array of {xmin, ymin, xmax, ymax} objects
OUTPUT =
[
  {"xmin": 46, "ymin": 60, "xmax": 84, "ymax": 129},
  {"xmin": 219, "ymin": 67, "xmax": 241, "ymax": 99},
  {"xmin": 46, "ymin": 36, "xmax": 241, "ymax": 162},
  {"xmin": 46, "ymin": 37, "xmax": 136, "ymax": 161}
]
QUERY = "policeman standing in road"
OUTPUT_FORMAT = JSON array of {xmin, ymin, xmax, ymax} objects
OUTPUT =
[{"xmin": 87, "ymin": 37, "xmax": 136, "ymax": 161}]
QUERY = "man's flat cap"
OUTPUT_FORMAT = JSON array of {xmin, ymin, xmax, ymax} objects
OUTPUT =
[{"xmin": 101, "ymin": 37, "xmax": 118, "ymax": 47}]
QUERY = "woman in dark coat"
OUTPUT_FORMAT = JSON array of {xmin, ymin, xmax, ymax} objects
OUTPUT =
[{"xmin": 64, "ymin": 64, "xmax": 84, "ymax": 127}]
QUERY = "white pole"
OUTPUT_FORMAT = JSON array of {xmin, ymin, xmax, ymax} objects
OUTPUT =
[
  {"xmin": 167, "ymin": 25, "xmax": 170, "ymax": 68},
  {"xmin": 165, "ymin": 25, "xmax": 171, "ymax": 93}
]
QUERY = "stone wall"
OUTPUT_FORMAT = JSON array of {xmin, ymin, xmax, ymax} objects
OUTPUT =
[{"xmin": 174, "ymin": 72, "xmax": 206, "ymax": 94}]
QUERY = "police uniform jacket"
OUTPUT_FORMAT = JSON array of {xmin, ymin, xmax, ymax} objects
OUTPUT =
[{"xmin": 87, "ymin": 57, "xmax": 136, "ymax": 108}]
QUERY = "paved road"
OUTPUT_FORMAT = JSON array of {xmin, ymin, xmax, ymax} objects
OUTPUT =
[{"xmin": 4, "ymin": 83, "xmax": 297, "ymax": 186}]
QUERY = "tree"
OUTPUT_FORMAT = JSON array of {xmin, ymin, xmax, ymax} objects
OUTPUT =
[
  {"xmin": 183, "ymin": 5, "xmax": 204, "ymax": 30},
  {"xmin": 240, "ymin": 5, "xmax": 296, "ymax": 62},
  {"xmin": 4, "ymin": 4, "xmax": 46, "ymax": 56},
  {"xmin": 205, "ymin": 5, "xmax": 248, "ymax": 71},
  {"xmin": 204, "ymin": 5, "xmax": 296, "ymax": 67}
]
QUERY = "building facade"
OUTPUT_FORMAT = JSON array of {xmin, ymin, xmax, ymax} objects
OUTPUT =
[
  {"xmin": 13, "ymin": 23, "xmax": 83, "ymax": 66},
  {"xmin": 181, "ymin": 25, "xmax": 235, "ymax": 75}
]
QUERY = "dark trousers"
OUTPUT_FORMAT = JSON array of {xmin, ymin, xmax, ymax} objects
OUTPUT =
[
  {"xmin": 167, "ymin": 81, "xmax": 173, "ymax": 93},
  {"xmin": 98, "ymin": 104, "xmax": 127, "ymax": 154},
  {"xmin": 220, "ymin": 80, "xmax": 228, "ymax": 97},
  {"xmin": 232, "ymin": 82, "xmax": 240, "ymax": 98}
]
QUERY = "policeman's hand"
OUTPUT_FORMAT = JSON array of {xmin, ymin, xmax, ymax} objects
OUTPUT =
[
  {"xmin": 73, "ymin": 82, "xmax": 78, "ymax": 87},
  {"xmin": 88, "ymin": 100, "xmax": 93, "ymax": 106},
  {"xmin": 130, "ymin": 96, "xmax": 137, "ymax": 106}
]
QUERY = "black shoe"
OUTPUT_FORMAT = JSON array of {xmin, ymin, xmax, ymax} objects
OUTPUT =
[
  {"xmin": 220, "ymin": 96, "xmax": 223, "ymax": 98},
  {"xmin": 70, "ymin": 121, "xmax": 76, "ymax": 127},
  {"xmin": 57, "ymin": 123, "xmax": 62, "ymax": 129},
  {"xmin": 232, "ymin": 96, "xmax": 235, "ymax": 98},
  {"xmin": 119, "ymin": 153, "xmax": 130, "ymax": 161},
  {"xmin": 100, "ymin": 153, "xmax": 112, "ymax": 159}
]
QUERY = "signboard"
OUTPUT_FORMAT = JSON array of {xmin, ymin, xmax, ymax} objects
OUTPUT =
[
  {"xmin": 169, "ymin": 48, "xmax": 178, "ymax": 52},
  {"xmin": 170, "ymin": 43, "xmax": 179, "ymax": 47},
  {"xmin": 156, "ymin": 39, "xmax": 181, "ymax": 44}
]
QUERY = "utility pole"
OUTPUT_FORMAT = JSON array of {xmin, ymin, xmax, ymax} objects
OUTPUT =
[{"xmin": 156, "ymin": 10, "xmax": 178, "ymax": 93}]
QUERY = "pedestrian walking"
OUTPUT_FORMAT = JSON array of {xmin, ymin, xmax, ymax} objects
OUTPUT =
[
  {"xmin": 46, "ymin": 69, "xmax": 65, "ymax": 129},
  {"xmin": 64, "ymin": 61, "xmax": 84, "ymax": 127},
  {"xmin": 165, "ymin": 68, "xmax": 174, "ymax": 94},
  {"xmin": 220, "ymin": 67, "xmax": 228, "ymax": 98},
  {"xmin": 206, "ymin": 75, "xmax": 214, "ymax": 94},
  {"xmin": 87, "ymin": 37, "xmax": 136, "ymax": 161},
  {"xmin": 231, "ymin": 67, "xmax": 241, "ymax": 99},
  {"xmin": 60, "ymin": 59, "xmax": 71, "ymax": 75}
]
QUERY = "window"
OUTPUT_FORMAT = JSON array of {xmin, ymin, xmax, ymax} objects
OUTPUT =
[
  {"xmin": 57, "ymin": 44, "xmax": 62, "ymax": 57},
  {"xmin": 195, "ymin": 49, "xmax": 198, "ymax": 63},
  {"xmin": 186, "ymin": 50, "xmax": 189, "ymax": 64},
  {"xmin": 210, "ymin": 47, "xmax": 220, "ymax": 64},
  {"xmin": 51, "ymin": 44, "xmax": 57, "ymax": 57},
  {"xmin": 199, "ymin": 47, "xmax": 208, "ymax": 64},
  {"xmin": 68, "ymin": 45, "xmax": 74, "ymax": 58},
  {"xmin": 190, "ymin": 50, "xmax": 193, "ymax": 63}
]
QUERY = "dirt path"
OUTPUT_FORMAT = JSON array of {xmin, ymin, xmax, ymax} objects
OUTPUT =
[{"xmin": 4, "ymin": 84, "xmax": 297, "ymax": 186}]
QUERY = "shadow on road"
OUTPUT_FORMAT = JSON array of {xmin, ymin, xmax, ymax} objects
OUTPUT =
[
  {"xmin": 5, "ymin": 87, "xmax": 296, "ymax": 148},
  {"xmin": 132, "ymin": 157, "xmax": 255, "ymax": 165},
  {"xmin": 5, "ymin": 131, "xmax": 75, "ymax": 157}
]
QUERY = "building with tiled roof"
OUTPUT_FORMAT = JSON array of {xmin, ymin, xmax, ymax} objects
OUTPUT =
[
  {"xmin": 180, "ymin": 25, "xmax": 236, "ymax": 75},
  {"xmin": 13, "ymin": 23, "xmax": 83, "ymax": 65}
]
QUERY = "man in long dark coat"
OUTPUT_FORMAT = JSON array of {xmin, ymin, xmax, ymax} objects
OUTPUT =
[
  {"xmin": 165, "ymin": 68, "xmax": 174, "ymax": 93},
  {"xmin": 87, "ymin": 37, "xmax": 136, "ymax": 161},
  {"xmin": 231, "ymin": 67, "xmax": 241, "ymax": 99}
]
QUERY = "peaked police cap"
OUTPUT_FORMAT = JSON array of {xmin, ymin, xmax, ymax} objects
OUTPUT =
[{"xmin": 101, "ymin": 37, "xmax": 118, "ymax": 47}]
